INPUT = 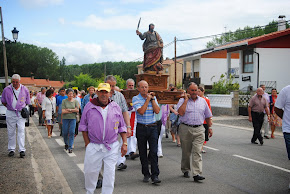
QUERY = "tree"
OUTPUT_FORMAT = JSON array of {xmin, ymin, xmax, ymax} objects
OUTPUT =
[
  {"xmin": 0, "ymin": 42, "xmax": 60, "ymax": 80},
  {"xmin": 206, "ymin": 21, "xmax": 289, "ymax": 48},
  {"xmin": 66, "ymin": 73, "xmax": 97, "ymax": 91}
]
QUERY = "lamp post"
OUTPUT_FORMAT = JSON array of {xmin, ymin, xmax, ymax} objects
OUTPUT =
[
  {"xmin": 12, "ymin": 27, "xmax": 19, "ymax": 42},
  {"xmin": 0, "ymin": 7, "xmax": 9, "ymax": 86}
]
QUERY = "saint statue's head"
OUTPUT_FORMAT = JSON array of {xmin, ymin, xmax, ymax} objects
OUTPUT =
[{"xmin": 149, "ymin": 23, "xmax": 155, "ymax": 32}]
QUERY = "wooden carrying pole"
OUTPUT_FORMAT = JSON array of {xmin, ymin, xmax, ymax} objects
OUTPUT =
[{"xmin": 174, "ymin": 37, "xmax": 176, "ymax": 86}]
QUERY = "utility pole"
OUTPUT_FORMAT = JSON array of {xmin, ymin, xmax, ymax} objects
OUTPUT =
[
  {"xmin": 174, "ymin": 36, "xmax": 177, "ymax": 86},
  {"xmin": 104, "ymin": 63, "xmax": 106, "ymax": 81},
  {"xmin": 0, "ymin": 7, "xmax": 9, "ymax": 86}
]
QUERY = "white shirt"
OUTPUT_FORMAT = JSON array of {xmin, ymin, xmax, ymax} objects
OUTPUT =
[
  {"xmin": 6, "ymin": 86, "xmax": 21, "ymax": 118},
  {"xmin": 31, "ymin": 96, "xmax": 36, "ymax": 106},
  {"xmin": 275, "ymin": 85, "xmax": 290, "ymax": 133},
  {"xmin": 42, "ymin": 97, "xmax": 56, "ymax": 120}
]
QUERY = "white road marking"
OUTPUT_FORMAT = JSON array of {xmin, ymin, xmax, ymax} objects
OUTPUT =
[
  {"xmin": 204, "ymin": 146, "xmax": 219, "ymax": 151},
  {"xmin": 233, "ymin": 154, "xmax": 290, "ymax": 173},
  {"xmin": 77, "ymin": 163, "xmax": 84, "ymax": 173},
  {"xmin": 55, "ymin": 139, "xmax": 65, "ymax": 146},
  {"xmin": 66, "ymin": 151, "xmax": 76, "ymax": 157}
]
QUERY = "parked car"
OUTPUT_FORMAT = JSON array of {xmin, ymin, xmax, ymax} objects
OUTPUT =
[{"xmin": 0, "ymin": 96, "xmax": 30, "ymax": 127}]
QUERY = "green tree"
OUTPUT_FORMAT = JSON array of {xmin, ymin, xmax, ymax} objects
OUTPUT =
[
  {"xmin": 0, "ymin": 42, "xmax": 60, "ymax": 80},
  {"xmin": 212, "ymin": 73, "xmax": 239, "ymax": 94},
  {"xmin": 206, "ymin": 20, "xmax": 289, "ymax": 48},
  {"xmin": 70, "ymin": 73, "xmax": 97, "ymax": 91}
]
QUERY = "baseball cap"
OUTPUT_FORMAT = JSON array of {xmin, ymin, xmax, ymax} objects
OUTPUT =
[{"xmin": 97, "ymin": 83, "xmax": 111, "ymax": 92}]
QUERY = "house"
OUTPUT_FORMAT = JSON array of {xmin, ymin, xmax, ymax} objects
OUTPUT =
[
  {"xmin": 214, "ymin": 27, "xmax": 290, "ymax": 92},
  {"xmin": 137, "ymin": 58, "xmax": 183, "ymax": 87},
  {"xmin": 20, "ymin": 77, "xmax": 65, "ymax": 92},
  {"xmin": 176, "ymin": 48, "xmax": 240, "ymax": 89}
]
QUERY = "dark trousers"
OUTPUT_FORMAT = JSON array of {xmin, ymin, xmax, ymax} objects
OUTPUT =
[
  {"xmin": 29, "ymin": 105, "xmax": 34, "ymax": 117},
  {"xmin": 283, "ymin": 132, "xmax": 290, "ymax": 160},
  {"xmin": 203, "ymin": 124, "xmax": 209, "ymax": 141},
  {"xmin": 136, "ymin": 124, "xmax": 160, "ymax": 179},
  {"xmin": 38, "ymin": 107, "xmax": 44, "ymax": 124},
  {"xmin": 251, "ymin": 111, "xmax": 264, "ymax": 143}
]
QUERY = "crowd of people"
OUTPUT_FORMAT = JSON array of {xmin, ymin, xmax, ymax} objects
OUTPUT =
[{"xmin": 2, "ymin": 74, "xmax": 290, "ymax": 193}]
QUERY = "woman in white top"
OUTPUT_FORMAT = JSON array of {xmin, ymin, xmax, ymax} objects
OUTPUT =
[{"xmin": 42, "ymin": 89, "xmax": 56, "ymax": 138}]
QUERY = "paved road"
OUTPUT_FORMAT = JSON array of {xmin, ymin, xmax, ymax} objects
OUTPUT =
[{"xmin": 1, "ymin": 114, "xmax": 289, "ymax": 194}]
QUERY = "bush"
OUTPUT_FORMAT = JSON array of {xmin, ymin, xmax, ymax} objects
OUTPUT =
[{"xmin": 212, "ymin": 73, "xmax": 239, "ymax": 94}]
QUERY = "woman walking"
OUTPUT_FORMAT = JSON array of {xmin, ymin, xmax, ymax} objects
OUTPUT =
[
  {"xmin": 42, "ymin": 89, "xmax": 56, "ymax": 138},
  {"xmin": 269, "ymin": 88, "xmax": 282, "ymax": 138},
  {"xmin": 62, "ymin": 88, "xmax": 79, "ymax": 153}
]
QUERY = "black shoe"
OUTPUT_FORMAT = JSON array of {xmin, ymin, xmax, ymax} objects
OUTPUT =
[
  {"xmin": 96, "ymin": 179, "xmax": 102, "ymax": 189},
  {"xmin": 68, "ymin": 149, "xmax": 72, "ymax": 153},
  {"xmin": 8, "ymin": 151, "xmax": 14, "ymax": 157},
  {"xmin": 20, "ymin": 151, "xmax": 25, "ymax": 158},
  {"xmin": 117, "ymin": 163, "xmax": 127, "ymax": 170},
  {"xmin": 143, "ymin": 175, "xmax": 150, "ymax": 183},
  {"xmin": 183, "ymin": 171, "xmax": 190, "ymax": 178},
  {"xmin": 260, "ymin": 140, "xmax": 264, "ymax": 145},
  {"xmin": 130, "ymin": 153, "xmax": 140, "ymax": 160},
  {"xmin": 165, "ymin": 133, "xmax": 169, "ymax": 138},
  {"xmin": 193, "ymin": 175, "xmax": 205, "ymax": 182},
  {"xmin": 264, "ymin": 136, "xmax": 269, "ymax": 139},
  {"xmin": 251, "ymin": 141, "xmax": 258, "ymax": 144},
  {"xmin": 152, "ymin": 177, "xmax": 161, "ymax": 184},
  {"xmin": 65, "ymin": 145, "xmax": 68, "ymax": 150}
]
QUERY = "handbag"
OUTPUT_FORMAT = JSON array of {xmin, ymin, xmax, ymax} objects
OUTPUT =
[{"xmin": 12, "ymin": 88, "xmax": 29, "ymax": 118}]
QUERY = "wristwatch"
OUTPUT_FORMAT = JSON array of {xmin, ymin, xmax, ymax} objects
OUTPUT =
[
  {"xmin": 123, "ymin": 142, "xmax": 128, "ymax": 146},
  {"xmin": 127, "ymin": 126, "xmax": 132, "ymax": 129}
]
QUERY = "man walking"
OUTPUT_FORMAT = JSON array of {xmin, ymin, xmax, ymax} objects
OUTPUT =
[
  {"xmin": 36, "ymin": 87, "xmax": 46, "ymax": 126},
  {"xmin": 79, "ymin": 83, "xmax": 127, "ymax": 194},
  {"xmin": 133, "ymin": 80, "xmax": 161, "ymax": 184},
  {"xmin": 177, "ymin": 82, "xmax": 212, "ymax": 182},
  {"xmin": 260, "ymin": 84, "xmax": 270, "ymax": 139},
  {"xmin": 248, "ymin": 88, "xmax": 270, "ymax": 145},
  {"xmin": 56, "ymin": 87, "xmax": 67, "ymax": 136},
  {"xmin": 1, "ymin": 74, "xmax": 30, "ymax": 158}
]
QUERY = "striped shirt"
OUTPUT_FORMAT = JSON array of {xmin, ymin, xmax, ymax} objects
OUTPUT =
[
  {"xmin": 177, "ymin": 96, "xmax": 212, "ymax": 126},
  {"xmin": 133, "ymin": 93, "xmax": 158, "ymax": 124}
]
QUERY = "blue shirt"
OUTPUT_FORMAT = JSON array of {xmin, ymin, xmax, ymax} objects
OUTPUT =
[
  {"xmin": 56, "ymin": 95, "xmax": 68, "ymax": 114},
  {"xmin": 81, "ymin": 94, "xmax": 91, "ymax": 112},
  {"xmin": 132, "ymin": 93, "xmax": 158, "ymax": 124}
]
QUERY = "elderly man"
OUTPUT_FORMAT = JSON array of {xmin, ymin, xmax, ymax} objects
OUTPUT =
[
  {"xmin": 260, "ymin": 84, "xmax": 270, "ymax": 139},
  {"xmin": 133, "ymin": 80, "xmax": 161, "ymax": 184},
  {"xmin": 125, "ymin": 78, "xmax": 139, "ymax": 159},
  {"xmin": 248, "ymin": 87, "xmax": 270, "ymax": 145},
  {"xmin": 36, "ymin": 87, "xmax": 46, "ymax": 126},
  {"xmin": 81, "ymin": 86, "xmax": 95, "ymax": 112},
  {"xmin": 79, "ymin": 83, "xmax": 127, "ymax": 194},
  {"xmin": 177, "ymin": 82, "xmax": 212, "ymax": 182},
  {"xmin": 1, "ymin": 74, "xmax": 30, "ymax": 158}
]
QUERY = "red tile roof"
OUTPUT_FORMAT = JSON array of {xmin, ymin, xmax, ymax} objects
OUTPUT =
[
  {"xmin": 21, "ymin": 77, "xmax": 65, "ymax": 88},
  {"xmin": 215, "ymin": 28, "xmax": 290, "ymax": 50}
]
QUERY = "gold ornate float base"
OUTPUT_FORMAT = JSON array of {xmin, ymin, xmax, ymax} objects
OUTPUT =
[{"xmin": 122, "ymin": 73, "xmax": 183, "ymax": 104}]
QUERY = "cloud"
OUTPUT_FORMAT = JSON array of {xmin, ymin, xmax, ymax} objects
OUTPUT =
[
  {"xmin": 29, "ymin": 40, "xmax": 141, "ymax": 65},
  {"xmin": 58, "ymin": 18, "xmax": 65, "ymax": 25},
  {"xmin": 20, "ymin": 0, "xmax": 64, "ymax": 8}
]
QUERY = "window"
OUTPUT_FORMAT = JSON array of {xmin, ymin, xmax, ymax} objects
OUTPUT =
[
  {"xmin": 243, "ymin": 50, "xmax": 253, "ymax": 73},
  {"xmin": 194, "ymin": 72, "xmax": 199, "ymax": 78}
]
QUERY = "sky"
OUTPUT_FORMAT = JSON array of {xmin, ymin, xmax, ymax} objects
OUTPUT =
[{"xmin": 1, "ymin": 0, "xmax": 289, "ymax": 65}]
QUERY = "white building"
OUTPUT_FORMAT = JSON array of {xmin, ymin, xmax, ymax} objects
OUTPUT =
[{"xmin": 214, "ymin": 28, "xmax": 290, "ymax": 92}]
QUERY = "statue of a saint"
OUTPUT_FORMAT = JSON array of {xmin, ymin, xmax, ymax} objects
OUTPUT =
[{"xmin": 136, "ymin": 23, "xmax": 163, "ymax": 73}]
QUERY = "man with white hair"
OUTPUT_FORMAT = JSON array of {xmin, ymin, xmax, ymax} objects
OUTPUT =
[
  {"xmin": 1, "ymin": 74, "xmax": 30, "ymax": 158},
  {"xmin": 248, "ymin": 87, "xmax": 270, "ymax": 145}
]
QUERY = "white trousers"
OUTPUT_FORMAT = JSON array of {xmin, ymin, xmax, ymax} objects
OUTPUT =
[
  {"xmin": 117, "ymin": 129, "xmax": 137, "ymax": 166},
  {"xmin": 157, "ymin": 125, "xmax": 166, "ymax": 156},
  {"xmin": 263, "ymin": 114, "xmax": 269, "ymax": 136},
  {"xmin": 84, "ymin": 142, "xmax": 119, "ymax": 194},
  {"xmin": 6, "ymin": 115, "xmax": 26, "ymax": 152}
]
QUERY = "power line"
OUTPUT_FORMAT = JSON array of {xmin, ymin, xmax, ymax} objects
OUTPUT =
[{"xmin": 177, "ymin": 19, "xmax": 290, "ymax": 42}]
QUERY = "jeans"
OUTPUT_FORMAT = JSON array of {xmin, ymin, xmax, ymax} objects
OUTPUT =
[
  {"xmin": 38, "ymin": 107, "xmax": 44, "ymax": 125},
  {"xmin": 62, "ymin": 119, "xmax": 76, "ymax": 149},
  {"xmin": 251, "ymin": 111, "xmax": 264, "ymax": 143},
  {"xmin": 136, "ymin": 123, "xmax": 159, "ymax": 179},
  {"xmin": 283, "ymin": 132, "xmax": 290, "ymax": 160}
]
